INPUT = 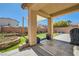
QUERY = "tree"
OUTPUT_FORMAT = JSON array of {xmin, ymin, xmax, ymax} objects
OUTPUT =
[
  {"xmin": 66, "ymin": 20, "xmax": 72, "ymax": 26},
  {"xmin": 54, "ymin": 20, "xmax": 69, "ymax": 27}
]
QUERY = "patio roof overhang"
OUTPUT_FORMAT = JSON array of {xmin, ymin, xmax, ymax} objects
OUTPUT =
[{"xmin": 22, "ymin": 3, "xmax": 79, "ymax": 18}]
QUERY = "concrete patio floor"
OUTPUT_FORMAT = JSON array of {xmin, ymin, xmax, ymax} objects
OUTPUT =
[
  {"xmin": 38, "ymin": 39, "xmax": 74, "ymax": 56},
  {"xmin": 53, "ymin": 34, "xmax": 79, "ymax": 56},
  {"xmin": 32, "ymin": 34, "xmax": 79, "ymax": 56}
]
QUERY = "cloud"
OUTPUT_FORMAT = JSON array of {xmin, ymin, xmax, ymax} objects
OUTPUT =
[{"xmin": 37, "ymin": 15, "xmax": 46, "ymax": 22}]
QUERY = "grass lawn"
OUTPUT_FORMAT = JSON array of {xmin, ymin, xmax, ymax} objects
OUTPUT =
[
  {"xmin": 0, "ymin": 33, "xmax": 58, "ymax": 53},
  {"xmin": 37, "ymin": 33, "xmax": 46, "ymax": 39}
]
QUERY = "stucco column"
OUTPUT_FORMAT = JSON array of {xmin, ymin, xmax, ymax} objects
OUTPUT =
[
  {"xmin": 28, "ymin": 9, "xmax": 37, "ymax": 46},
  {"xmin": 48, "ymin": 17, "xmax": 53, "ymax": 39}
]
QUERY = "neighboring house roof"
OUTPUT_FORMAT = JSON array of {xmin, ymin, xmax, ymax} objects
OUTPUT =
[{"xmin": 0, "ymin": 18, "xmax": 19, "ymax": 27}]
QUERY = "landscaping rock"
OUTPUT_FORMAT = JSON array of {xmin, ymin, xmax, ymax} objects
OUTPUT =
[{"xmin": 0, "ymin": 37, "xmax": 20, "ymax": 50}]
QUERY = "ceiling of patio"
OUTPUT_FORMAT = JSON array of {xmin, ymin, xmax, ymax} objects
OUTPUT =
[{"xmin": 22, "ymin": 3, "xmax": 79, "ymax": 18}]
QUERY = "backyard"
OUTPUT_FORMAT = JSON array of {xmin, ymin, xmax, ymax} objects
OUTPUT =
[{"xmin": 0, "ymin": 33, "xmax": 58, "ymax": 53}]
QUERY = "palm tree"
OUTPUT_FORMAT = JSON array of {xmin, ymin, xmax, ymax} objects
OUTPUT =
[{"xmin": 22, "ymin": 17, "xmax": 24, "ymax": 34}]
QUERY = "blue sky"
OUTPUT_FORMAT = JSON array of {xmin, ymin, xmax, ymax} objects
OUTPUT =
[
  {"xmin": 0, "ymin": 3, "xmax": 28, "ymax": 27},
  {"xmin": 0, "ymin": 3, "xmax": 79, "ymax": 27}
]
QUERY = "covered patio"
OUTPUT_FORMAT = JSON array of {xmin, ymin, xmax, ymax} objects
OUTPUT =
[
  {"xmin": 21, "ymin": 3, "xmax": 79, "ymax": 56},
  {"xmin": 22, "ymin": 3, "xmax": 79, "ymax": 46}
]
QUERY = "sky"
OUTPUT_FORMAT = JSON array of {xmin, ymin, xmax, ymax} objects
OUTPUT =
[
  {"xmin": 0, "ymin": 3, "xmax": 28, "ymax": 27},
  {"xmin": 0, "ymin": 3, "xmax": 79, "ymax": 27}
]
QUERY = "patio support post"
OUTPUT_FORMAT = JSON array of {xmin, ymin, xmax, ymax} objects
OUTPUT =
[
  {"xmin": 48, "ymin": 17, "xmax": 53, "ymax": 39},
  {"xmin": 28, "ymin": 9, "xmax": 37, "ymax": 46}
]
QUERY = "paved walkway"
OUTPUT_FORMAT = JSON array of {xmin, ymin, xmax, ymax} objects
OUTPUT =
[
  {"xmin": 0, "ymin": 48, "xmax": 37, "ymax": 56},
  {"xmin": 53, "ymin": 34, "xmax": 71, "ymax": 42}
]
